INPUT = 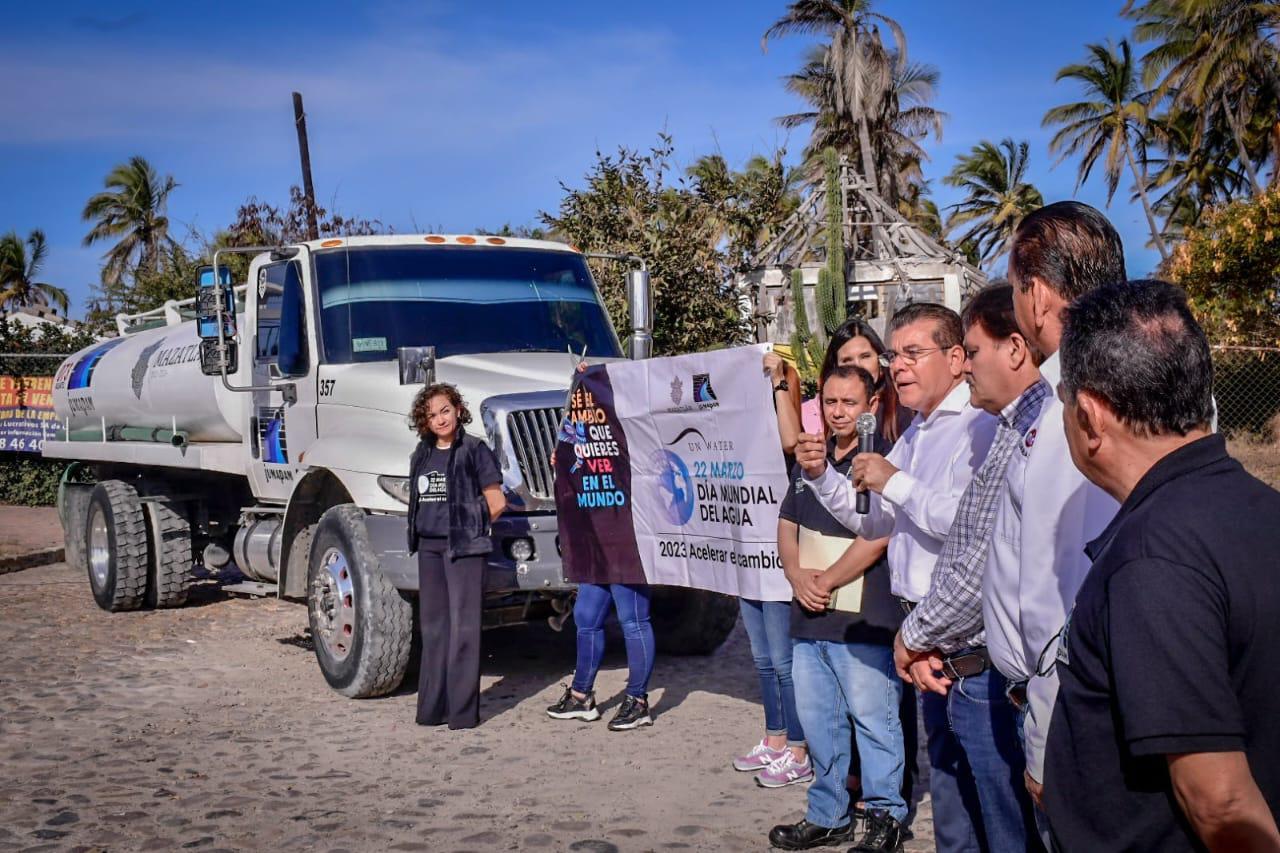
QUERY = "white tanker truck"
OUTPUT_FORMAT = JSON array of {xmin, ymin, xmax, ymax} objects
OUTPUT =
[{"xmin": 43, "ymin": 235, "xmax": 738, "ymax": 697}]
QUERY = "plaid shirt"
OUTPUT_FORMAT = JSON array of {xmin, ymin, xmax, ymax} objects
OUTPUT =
[{"xmin": 900, "ymin": 379, "xmax": 1051, "ymax": 654}]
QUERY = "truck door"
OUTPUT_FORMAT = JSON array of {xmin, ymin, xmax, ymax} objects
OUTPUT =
[{"xmin": 245, "ymin": 257, "xmax": 318, "ymax": 501}]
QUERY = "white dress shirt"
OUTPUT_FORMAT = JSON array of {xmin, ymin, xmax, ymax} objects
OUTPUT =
[
  {"xmin": 805, "ymin": 381, "xmax": 998, "ymax": 601},
  {"xmin": 982, "ymin": 352, "xmax": 1118, "ymax": 781}
]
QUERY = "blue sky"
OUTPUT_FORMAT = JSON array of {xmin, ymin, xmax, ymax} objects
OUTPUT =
[{"xmin": 1, "ymin": 0, "xmax": 1146, "ymax": 319}]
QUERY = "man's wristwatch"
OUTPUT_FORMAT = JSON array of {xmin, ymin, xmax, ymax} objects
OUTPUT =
[{"xmin": 773, "ymin": 379, "xmax": 789, "ymax": 393}]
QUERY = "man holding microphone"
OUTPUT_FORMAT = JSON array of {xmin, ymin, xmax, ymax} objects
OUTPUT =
[
  {"xmin": 795, "ymin": 302, "xmax": 997, "ymax": 851},
  {"xmin": 892, "ymin": 284, "xmax": 1048, "ymax": 852}
]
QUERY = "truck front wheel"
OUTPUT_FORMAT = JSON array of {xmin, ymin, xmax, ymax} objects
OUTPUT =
[
  {"xmin": 84, "ymin": 480, "xmax": 149, "ymax": 612},
  {"xmin": 307, "ymin": 505, "xmax": 413, "ymax": 698}
]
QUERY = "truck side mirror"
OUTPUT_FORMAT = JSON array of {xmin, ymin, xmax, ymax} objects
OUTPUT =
[
  {"xmin": 200, "ymin": 339, "xmax": 238, "ymax": 376},
  {"xmin": 626, "ymin": 268, "xmax": 653, "ymax": 360},
  {"xmin": 398, "ymin": 346, "xmax": 436, "ymax": 385},
  {"xmin": 196, "ymin": 265, "xmax": 238, "ymax": 376},
  {"xmin": 196, "ymin": 265, "xmax": 236, "ymax": 341}
]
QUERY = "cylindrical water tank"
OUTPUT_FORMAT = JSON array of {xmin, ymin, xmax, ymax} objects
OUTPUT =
[{"xmin": 52, "ymin": 319, "xmax": 243, "ymax": 443}]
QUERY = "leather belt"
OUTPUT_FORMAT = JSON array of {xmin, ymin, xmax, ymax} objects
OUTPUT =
[
  {"xmin": 939, "ymin": 647, "xmax": 989, "ymax": 680},
  {"xmin": 898, "ymin": 597, "xmax": 917, "ymax": 616},
  {"xmin": 1006, "ymin": 679, "xmax": 1029, "ymax": 710}
]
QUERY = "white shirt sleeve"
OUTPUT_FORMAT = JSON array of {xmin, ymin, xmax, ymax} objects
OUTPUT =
[
  {"xmin": 1023, "ymin": 668, "xmax": 1058, "ymax": 782},
  {"xmin": 881, "ymin": 412, "xmax": 993, "ymax": 542},
  {"xmin": 803, "ymin": 464, "xmax": 895, "ymax": 540},
  {"xmin": 881, "ymin": 467, "xmax": 964, "ymax": 543}
]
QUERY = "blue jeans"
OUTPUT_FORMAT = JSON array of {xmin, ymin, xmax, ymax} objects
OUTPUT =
[
  {"xmin": 739, "ymin": 598, "xmax": 805, "ymax": 746},
  {"xmin": 921, "ymin": 666, "xmax": 1042, "ymax": 853},
  {"xmin": 792, "ymin": 639, "xmax": 905, "ymax": 827},
  {"xmin": 571, "ymin": 583, "xmax": 654, "ymax": 699}
]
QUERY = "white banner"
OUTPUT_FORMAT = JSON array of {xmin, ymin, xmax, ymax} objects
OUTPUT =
[{"xmin": 608, "ymin": 344, "xmax": 793, "ymax": 601}]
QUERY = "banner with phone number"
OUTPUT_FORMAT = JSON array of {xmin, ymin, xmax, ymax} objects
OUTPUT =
[
  {"xmin": 554, "ymin": 345, "xmax": 793, "ymax": 601},
  {"xmin": 0, "ymin": 376, "xmax": 58, "ymax": 454}
]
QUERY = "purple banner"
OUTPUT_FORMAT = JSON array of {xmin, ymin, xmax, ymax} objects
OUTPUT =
[{"xmin": 553, "ymin": 366, "xmax": 645, "ymax": 585}]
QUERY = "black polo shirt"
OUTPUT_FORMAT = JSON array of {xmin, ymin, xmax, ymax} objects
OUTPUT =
[
  {"xmin": 1044, "ymin": 434, "xmax": 1280, "ymax": 851},
  {"xmin": 778, "ymin": 435, "xmax": 902, "ymax": 645}
]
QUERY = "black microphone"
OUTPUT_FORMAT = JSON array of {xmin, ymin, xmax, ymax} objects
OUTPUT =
[{"xmin": 855, "ymin": 412, "xmax": 877, "ymax": 514}]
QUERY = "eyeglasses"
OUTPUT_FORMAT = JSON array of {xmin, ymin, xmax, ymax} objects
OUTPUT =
[{"xmin": 878, "ymin": 347, "xmax": 941, "ymax": 367}]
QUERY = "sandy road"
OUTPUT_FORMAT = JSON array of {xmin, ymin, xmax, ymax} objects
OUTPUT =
[{"xmin": 0, "ymin": 558, "xmax": 934, "ymax": 852}]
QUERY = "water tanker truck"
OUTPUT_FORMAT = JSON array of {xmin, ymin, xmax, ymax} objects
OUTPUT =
[{"xmin": 43, "ymin": 235, "xmax": 738, "ymax": 697}]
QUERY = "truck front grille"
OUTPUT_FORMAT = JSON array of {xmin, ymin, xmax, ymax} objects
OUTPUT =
[{"xmin": 506, "ymin": 407, "xmax": 563, "ymax": 500}]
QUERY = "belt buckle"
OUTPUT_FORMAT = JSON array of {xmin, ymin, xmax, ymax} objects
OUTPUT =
[
  {"xmin": 940, "ymin": 649, "xmax": 987, "ymax": 680},
  {"xmin": 941, "ymin": 657, "xmax": 962, "ymax": 681}
]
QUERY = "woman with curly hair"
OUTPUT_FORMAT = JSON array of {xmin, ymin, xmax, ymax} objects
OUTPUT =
[{"xmin": 407, "ymin": 383, "xmax": 506, "ymax": 729}]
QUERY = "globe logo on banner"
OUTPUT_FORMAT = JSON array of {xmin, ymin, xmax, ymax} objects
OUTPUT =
[{"xmin": 650, "ymin": 449, "xmax": 695, "ymax": 525}]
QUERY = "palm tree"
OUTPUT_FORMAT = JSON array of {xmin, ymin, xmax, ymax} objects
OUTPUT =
[
  {"xmin": 1125, "ymin": 0, "xmax": 1280, "ymax": 194},
  {"xmin": 1044, "ymin": 40, "xmax": 1169, "ymax": 261},
  {"xmin": 1142, "ymin": 108, "xmax": 1246, "ymax": 242},
  {"xmin": 897, "ymin": 182, "xmax": 943, "ymax": 239},
  {"xmin": 0, "ymin": 230, "xmax": 69, "ymax": 313},
  {"xmin": 942, "ymin": 138, "xmax": 1044, "ymax": 266},
  {"xmin": 764, "ymin": 0, "xmax": 906, "ymax": 196},
  {"xmin": 82, "ymin": 156, "xmax": 178, "ymax": 287},
  {"xmin": 778, "ymin": 43, "xmax": 944, "ymax": 207}
]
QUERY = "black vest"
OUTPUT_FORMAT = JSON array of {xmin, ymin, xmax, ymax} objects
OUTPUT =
[{"xmin": 407, "ymin": 432, "xmax": 494, "ymax": 559}]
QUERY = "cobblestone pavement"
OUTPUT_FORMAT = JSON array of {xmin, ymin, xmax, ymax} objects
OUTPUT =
[{"xmin": 0, "ymin": 557, "xmax": 938, "ymax": 852}]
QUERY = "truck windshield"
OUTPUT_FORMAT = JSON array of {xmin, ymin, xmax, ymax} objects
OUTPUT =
[{"xmin": 313, "ymin": 245, "xmax": 623, "ymax": 362}]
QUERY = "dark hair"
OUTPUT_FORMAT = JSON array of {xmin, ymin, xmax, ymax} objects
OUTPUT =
[
  {"xmin": 819, "ymin": 363, "xmax": 878, "ymax": 404},
  {"xmin": 409, "ymin": 382, "xmax": 473, "ymax": 441},
  {"xmin": 1060, "ymin": 279, "xmax": 1214, "ymax": 437},
  {"xmin": 1008, "ymin": 201, "xmax": 1126, "ymax": 301},
  {"xmin": 961, "ymin": 283, "xmax": 1020, "ymax": 340},
  {"xmin": 888, "ymin": 302, "xmax": 964, "ymax": 350},
  {"xmin": 819, "ymin": 316, "xmax": 902, "ymax": 441}
]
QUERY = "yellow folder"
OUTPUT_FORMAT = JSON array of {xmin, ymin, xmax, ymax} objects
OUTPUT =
[{"xmin": 798, "ymin": 526, "xmax": 864, "ymax": 613}]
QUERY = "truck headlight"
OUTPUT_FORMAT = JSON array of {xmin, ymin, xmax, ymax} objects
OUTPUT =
[
  {"xmin": 377, "ymin": 475, "xmax": 411, "ymax": 505},
  {"xmin": 506, "ymin": 537, "xmax": 535, "ymax": 562}
]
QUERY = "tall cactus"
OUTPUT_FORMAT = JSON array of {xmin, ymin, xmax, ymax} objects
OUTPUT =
[
  {"xmin": 789, "ymin": 268, "xmax": 812, "ymax": 375},
  {"xmin": 785, "ymin": 149, "xmax": 849, "ymax": 383},
  {"xmin": 816, "ymin": 267, "xmax": 838, "ymax": 339},
  {"xmin": 818, "ymin": 146, "xmax": 847, "ymax": 335}
]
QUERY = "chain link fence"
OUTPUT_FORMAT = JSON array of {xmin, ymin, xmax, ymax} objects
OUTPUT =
[
  {"xmin": 0, "ymin": 353, "xmax": 73, "ymax": 505},
  {"xmin": 1212, "ymin": 346, "xmax": 1280, "ymax": 439}
]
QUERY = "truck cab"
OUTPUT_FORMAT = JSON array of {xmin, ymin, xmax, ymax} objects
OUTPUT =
[{"xmin": 46, "ymin": 235, "xmax": 738, "ymax": 698}]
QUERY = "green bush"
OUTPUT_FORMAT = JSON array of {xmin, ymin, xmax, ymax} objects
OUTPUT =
[
  {"xmin": 1168, "ymin": 188, "xmax": 1280, "ymax": 348},
  {"xmin": 0, "ymin": 453, "xmax": 64, "ymax": 506}
]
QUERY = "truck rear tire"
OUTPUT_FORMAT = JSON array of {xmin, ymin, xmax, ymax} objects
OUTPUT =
[
  {"xmin": 651, "ymin": 587, "xmax": 739, "ymax": 655},
  {"xmin": 307, "ymin": 504, "xmax": 413, "ymax": 698},
  {"xmin": 84, "ymin": 480, "xmax": 149, "ymax": 612},
  {"xmin": 143, "ymin": 489, "xmax": 194, "ymax": 609}
]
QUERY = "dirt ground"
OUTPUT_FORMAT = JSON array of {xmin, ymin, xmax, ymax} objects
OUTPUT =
[
  {"xmin": 0, "ymin": 549, "xmax": 937, "ymax": 853},
  {"xmin": 0, "ymin": 506, "xmax": 63, "ymax": 559},
  {"xmin": 4, "ymin": 438, "xmax": 1278, "ymax": 852}
]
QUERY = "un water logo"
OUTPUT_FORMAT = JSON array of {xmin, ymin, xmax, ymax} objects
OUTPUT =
[{"xmin": 650, "ymin": 449, "xmax": 695, "ymax": 525}]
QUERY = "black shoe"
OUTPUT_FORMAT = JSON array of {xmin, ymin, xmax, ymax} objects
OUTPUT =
[
  {"xmin": 767, "ymin": 819, "xmax": 856, "ymax": 850},
  {"xmin": 607, "ymin": 694, "xmax": 652, "ymax": 730},
  {"xmin": 849, "ymin": 809, "xmax": 903, "ymax": 853},
  {"xmin": 545, "ymin": 686, "xmax": 601, "ymax": 721}
]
